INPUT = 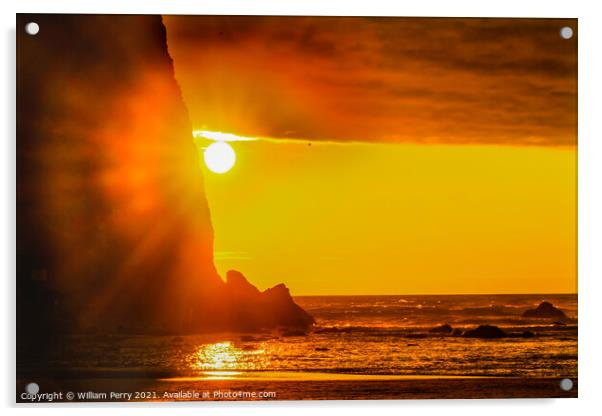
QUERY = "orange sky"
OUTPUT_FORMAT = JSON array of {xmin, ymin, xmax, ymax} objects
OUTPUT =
[{"xmin": 164, "ymin": 16, "xmax": 577, "ymax": 295}]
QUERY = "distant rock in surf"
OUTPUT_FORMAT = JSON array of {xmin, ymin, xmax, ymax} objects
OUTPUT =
[
  {"xmin": 522, "ymin": 301, "xmax": 567, "ymax": 318},
  {"xmin": 429, "ymin": 324, "xmax": 453, "ymax": 334},
  {"xmin": 451, "ymin": 328, "xmax": 464, "ymax": 337},
  {"xmin": 462, "ymin": 325, "xmax": 507, "ymax": 339},
  {"xmin": 240, "ymin": 335, "xmax": 257, "ymax": 342},
  {"xmin": 314, "ymin": 326, "xmax": 343, "ymax": 334},
  {"xmin": 171, "ymin": 336, "xmax": 184, "ymax": 345},
  {"xmin": 507, "ymin": 330, "xmax": 537, "ymax": 338},
  {"xmin": 239, "ymin": 334, "xmax": 273, "ymax": 342},
  {"xmin": 281, "ymin": 329, "xmax": 308, "ymax": 337},
  {"xmin": 406, "ymin": 333, "xmax": 428, "ymax": 339}
]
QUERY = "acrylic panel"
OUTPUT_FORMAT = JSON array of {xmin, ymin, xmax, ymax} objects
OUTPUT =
[{"xmin": 16, "ymin": 14, "xmax": 577, "ymax": 402}]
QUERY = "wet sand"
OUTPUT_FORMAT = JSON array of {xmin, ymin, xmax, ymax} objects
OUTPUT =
[{"xmin": 17, "ymin": 372, "xmax": 577, "ymax": 402}]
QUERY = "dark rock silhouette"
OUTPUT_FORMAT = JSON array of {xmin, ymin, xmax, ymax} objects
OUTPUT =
[
  {"xmin": 282, "ymin": 329, "xmax": 308, "ymax": 337},
  {"xmin": 226, "ymin": 270, "xmax": 262, "ymax": 297},
  {"xmin": 222, "ymin": 270, "xmax": 315, "ymax": 331},
  {"xmin": 522, "ymin": 302, "xmax": 567, "ymax": 318},
  {"xmin": 239, "ymin": 335, "xmax": 271, "ymax": 342},
  {"xmin": 407, "ymin": 333, "xmax": 428, "ymax": 339},
  {"xmin": 507, "ymin": 330, "xmax": 537, "ymax": 338},
  {"xmin": 463, "ymin": 325, "xmax": 508, "ymax": 339},
  {"xmin": 451, "ymin": 328, "xmax": 464, "ymax": 337},
  {"xmin": 429, "ymin": 324, "xmax": 453, "ymax": 334},
  {"xmin": 171, "ymin": 336, "xmax": 184, "ymax": 345},
  {"xmin": 16, "ymin": 12, "xmax": 314, "ymax": 355},
  {"xmin": 314, "ymin": 326, "xmax": 346, "ymax": 334}
]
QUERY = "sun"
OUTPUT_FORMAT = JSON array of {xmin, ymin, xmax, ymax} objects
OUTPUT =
[{"xmin": 203, "ymin": 141, "xmax": 236, "ymax": 173}]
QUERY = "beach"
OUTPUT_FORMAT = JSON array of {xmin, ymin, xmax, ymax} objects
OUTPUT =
[{"xmin": 18, "ymin": 373, "xmax": 577, "ymax": 401}]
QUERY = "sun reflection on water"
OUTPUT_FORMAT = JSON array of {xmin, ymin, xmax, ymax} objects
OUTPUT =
[{"xmin": 190, "ymin": 341, "xmax": 267, "ymax": 371}]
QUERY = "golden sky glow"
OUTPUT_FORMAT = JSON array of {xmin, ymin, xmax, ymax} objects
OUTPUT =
[
  {"xmin": 199, "ymin": 139, "xmax": 575, "ymax": 295},
  {"xmin": 165, "ymin": 17, "xmax": 577, "ymax": 295}
]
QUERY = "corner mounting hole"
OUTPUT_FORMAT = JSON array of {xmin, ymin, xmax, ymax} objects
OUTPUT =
[
  {"xmin": 560, "ymin": 26, "xmax": 573, "ymax": 40},
  {"xmin": 25, "ymin": 382, "xmax": 39, "ymax": 394},
  {"xmin": 25, "ymin": 22, "xmax": 39, "ymax": 36},
  {"xmin": 559, "ymin": 378, "xmax": 573, "ymax": 391}
]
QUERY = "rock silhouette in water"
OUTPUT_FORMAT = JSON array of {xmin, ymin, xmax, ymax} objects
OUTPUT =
[
  {"xmin": 463, "ymin": 325, "xmax": 508, "ymax": 339},
  {"xmin": 429, "ymin": 324, "xmax": 453, "ymax": 334},
  {"xmin": 17, "ymin": 14, "xmax": 313, "ymax": 342},
  {"xmin": 223, "ymin": 270, "xmax": 315, "ymax": 331},
  {"xmin": 522, "ymin": 302, "xmax": 567, "ymax": 318}
]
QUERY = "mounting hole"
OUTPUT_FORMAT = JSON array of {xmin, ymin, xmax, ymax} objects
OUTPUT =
[
  {"xmin": 25, "ymin": 22, "xmax": 39, "ymax": 36},
  {"xmin": 560, "ymin": 26, "xmax": 573, "ymax": 40},
  {"xmin": 25, "ymin": 382, "xmax": 39, "ymax": 395},
  {"xmin": 559, "ymin": 378, "xmax": 573, "ymax": 391}
]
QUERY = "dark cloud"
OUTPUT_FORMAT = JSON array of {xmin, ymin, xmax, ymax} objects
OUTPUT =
[{"xmin": 165, "ymin": 16, "xmax": 577, "ymax": 146}]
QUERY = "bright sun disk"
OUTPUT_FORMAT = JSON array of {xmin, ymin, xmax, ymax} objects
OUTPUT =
[{"xmin": 204, "ymin": 141, "xmax": 236, "ymax": 173}]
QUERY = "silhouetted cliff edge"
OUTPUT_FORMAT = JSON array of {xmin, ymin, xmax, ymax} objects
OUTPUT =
[{"xmin": 17, "ymin": 14, "xmax": 313, "ymax": 348}]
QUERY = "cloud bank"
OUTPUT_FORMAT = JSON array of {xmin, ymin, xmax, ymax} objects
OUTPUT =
[{"xmin": 165, "ymin": 16, "xmax": 577, "ymax": 146}]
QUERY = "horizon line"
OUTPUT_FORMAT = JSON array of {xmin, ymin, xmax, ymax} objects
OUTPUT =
[{"xmin": 291, "ymin": 292, "xmax": 578, "ymax": 297}]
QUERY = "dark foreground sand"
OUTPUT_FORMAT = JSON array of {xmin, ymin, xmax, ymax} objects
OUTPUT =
[{"xmin": 17, "ymin": 372, "xmax": 577, "ymax": 402}]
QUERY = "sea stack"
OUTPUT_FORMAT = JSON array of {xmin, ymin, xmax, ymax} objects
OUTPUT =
[
  {"xmin": 17, "ymin": 14, "xmax": 314, "ymax": 338},
  {"xmin": 522, "ymin": 302, "xmax": 567, "ymax": 318},
  {"xmin": 429, "ymin": 324, "xmax": 453, "ymax": 334}
]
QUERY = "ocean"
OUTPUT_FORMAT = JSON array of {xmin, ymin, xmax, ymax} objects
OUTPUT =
[
  {"xmin": 295, "ymin": 294, "xmax": 577, "ymax": 377},
  {"xmin": 18, "ymin": 294, "xmax": 577, "ymax": 400},
  {"xmin": 25, "ymin": 293, "xmax": 578, "ymax": 377}
]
